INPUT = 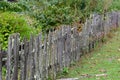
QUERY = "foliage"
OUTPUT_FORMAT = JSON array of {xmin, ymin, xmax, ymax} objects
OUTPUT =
[
  {"xmin": 0, "ymin": 12, "xmax": 35, "ymax": 49},
  {"xmin": 109, "ymin": 0, "xmax": 120, "ymax": 11},
  {"xmin": 1, "ymin": 0, "xmax": 118, "ymax": 33},
  {"xmin": 0, "ymin": 1, "xmax": 29, "ymax": 12},
  {"xmin": 1, "ymin": 0, "xmax": 120, "ymax": 33},
  {"xmin": 2, "ymin": 67, "xmax": 6, "ymax": 78},
  {"xmin": 23, "ymin": 0, "xmax": 89, "ymax": 32},
  {"xmin": 20, "ymin": 0, "xmax": 114, "ymax": 32},
  {"xmin": 0, "ymin": 0, "xmax": 120, "ymax": 49},
  {"xmin": 62, "ymin": 67, "xmax": 69, "ymax": 75},
  {"xmin": 35, "ymin": 5, "xmax": 74, "ymax": 32}
]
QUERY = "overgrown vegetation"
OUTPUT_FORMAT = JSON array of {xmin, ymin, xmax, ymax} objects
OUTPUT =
[
  {"xmin": 0, "ymin": 1, "xmax": 28, "ymax": 12},
  {"xmin": 0, "ymin": 0, "xmax": 120, "ymax": 49},
  {"xmin": 23, "ymin": 0, "xmax": 104, "ymax": 31},
  {"xmin": 110, "ymin": 0, "xmax": 120, "ymax": 11},
  {"xmin": 0, "ymin": 12, "xmax": 36, "ymax": 49},
  {"xmin": 0, "ymin": 0, "xmax": 112, "ymax": 30}
]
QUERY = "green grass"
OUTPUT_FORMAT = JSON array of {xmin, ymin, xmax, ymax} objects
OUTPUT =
[{"xmin": 57, "ymin": 28, "xmax": 120, "ymax": 80}]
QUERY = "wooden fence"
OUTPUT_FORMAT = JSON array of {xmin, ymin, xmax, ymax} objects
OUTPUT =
[{"xmin": 0, "ymin": 11, "xmax": 120, "ymax": 80}]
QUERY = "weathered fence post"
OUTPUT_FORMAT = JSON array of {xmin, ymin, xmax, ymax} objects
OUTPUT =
[
  {"xmin": 34, "ymin": 35, "xmax": 40, "ymax": 80},
  {"xmin": 12, "ymin": 34, "xmax": 20, "ymax": 80},
  {"xmin": 30, "ymin": 35, "xmax": 35, "ymax": 80},
  {"xmin": 6, "ymin": 35, "xmax": 12, "ymax": 80},
  {"xmin": 43, "ymin": 34, "xmax": 48, "ymax": 79},
  {"xmin": 50, "ymin": 30, "xmax": 56, "ymax": 80},
  {"xmin": 57, "ymin": 27, "xmax": 63, "ymax": 71},
  {"xmin": 20, "ymin": 38, "xmax": 29, "ymax": 80},
  {"xmin": 47, "ymin": 31, "xmax": 52, "ymax": 78},
  {"xmin": 66, "ymin": 26, "xmax": 71, "ymax": 67}
]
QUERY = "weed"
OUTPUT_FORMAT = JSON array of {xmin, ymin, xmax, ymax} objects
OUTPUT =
[{"xmin": 62, "ymin": 67, "xmax": 69, "ymax": 75}]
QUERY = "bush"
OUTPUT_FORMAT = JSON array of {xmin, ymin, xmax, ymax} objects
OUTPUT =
[
  {"xmin": 110, "ymin": 0, "xmax": 120, "ymax": 11},
  {"xmin": 0, "ymin": 12, "xmax": 35, "ymax": 49},
  {"xmin": 35, "ymin": 5, "xmax": 73, "ymax": 32},
  {"xmin": 25, "ymin": 0, "xmax": 105, "ymax": 32},
  {"xmin": 0, "ymin": 1, "xmax": 29, "ymax": 12}
]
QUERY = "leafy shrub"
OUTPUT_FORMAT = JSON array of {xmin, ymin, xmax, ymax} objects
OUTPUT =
[
  {"xmin": 24, "ymin": 0, "xmax": 106, "ymax": 32},
  {"xmin": 35, "ymin": 5, "xmax": 73, "ymax": 32},
  {"xmin": 0, "ymin": 12, "xmax": 35, "ymax": 49},
  {"xmin": 109, "ymin": 0, "xmax": 120, "ymax": 11},
  {"xmin": 0, "ymin": 1, "xmax": 29, "ymax": 12}
]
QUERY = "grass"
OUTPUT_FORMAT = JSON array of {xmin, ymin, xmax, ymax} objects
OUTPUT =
[{"xmin": 57, "ymin": 28, "xmax": 120, "ymax": 80}]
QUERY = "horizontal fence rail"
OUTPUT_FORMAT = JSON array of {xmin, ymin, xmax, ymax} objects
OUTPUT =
[{"xmin": 0, "ymin": 11, "xmax": 120, "ymax": 80}]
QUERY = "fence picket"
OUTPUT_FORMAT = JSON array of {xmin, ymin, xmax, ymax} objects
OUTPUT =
[{"xmin": 6, "ymin": 35, "xmax": 13, "ymax": 80}]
